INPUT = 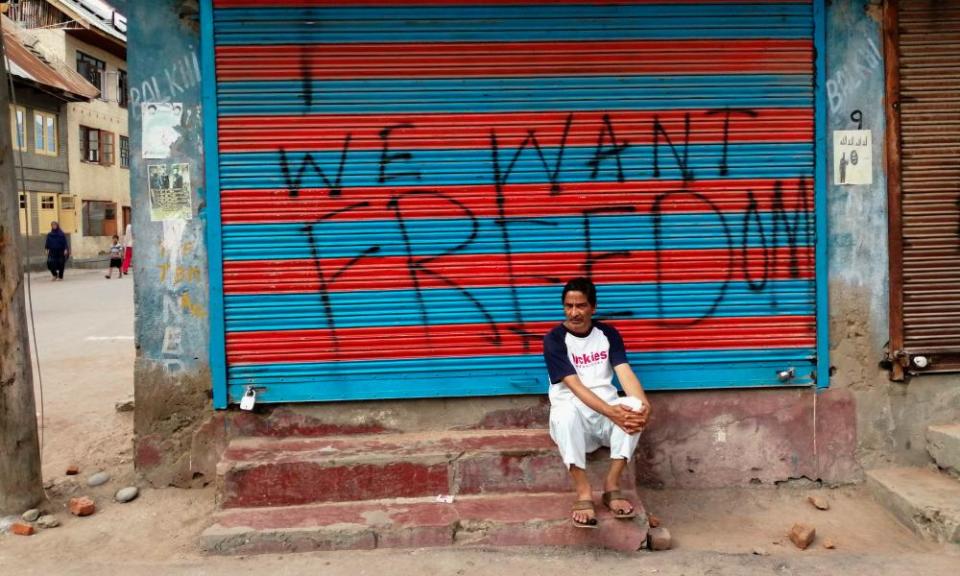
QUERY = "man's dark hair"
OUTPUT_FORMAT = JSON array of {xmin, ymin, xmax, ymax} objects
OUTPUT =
[{"xmin": 562, "ymin": 277, "xmax": 597, "ymax": 307}]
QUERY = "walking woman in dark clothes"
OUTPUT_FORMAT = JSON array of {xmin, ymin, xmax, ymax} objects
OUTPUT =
[{"xmin": 45, "ymin": 221, "xmax": 69, "ymax": 281}]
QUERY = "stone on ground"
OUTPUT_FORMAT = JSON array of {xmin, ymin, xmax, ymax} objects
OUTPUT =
[
  {"xmin": 21, "ymin": 509, "xmax": 41, "ymax": 522},
  {"xmin": 788, "ymin": 523, "xmax": 816, "ymax": 550},
  {"xmin": 647, "ymin": 526, "xmax": 672, "ymax": 551},
  {"xmin": 115, "ymin": 486, "xmax": 139, "ymax": 503},
  {"xmin": 115, "ymin": 399, "xmax": 135, "ymax": 412},
  {"xmin": 807, "ymin": 495, "xmax": 830, "ymax": 510},
  {"xmin": 87, "ymin": 471, "xmax": 110, "ymax": 487},
  {"xmin": 823, "ymin": 538, "xmax": 836, "ymax": 549},
  {"xmin": 37, "ymin": 515, "xmax": 60, "ymax": 529},
  {"xmin": 66, "ymin": 464, "xmax": 80, "ymax": 475}
]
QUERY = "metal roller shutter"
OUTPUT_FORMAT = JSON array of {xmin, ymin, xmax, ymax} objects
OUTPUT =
[
  {"xmin": 889, "ymin": 0, "xmax": 960, "ymax": 374},
  {"xmin": 201, "ymin": 0, "xmax": 827, "ymax": 406}
]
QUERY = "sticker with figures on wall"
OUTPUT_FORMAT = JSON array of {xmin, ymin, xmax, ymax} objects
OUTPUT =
[
  {"xmin": 833, "ymin": 130, "xmax": 872, "ymax": 186},
  {"xmin": 148, "ymin": 163, "xmax": 192, "ymax": 221}
]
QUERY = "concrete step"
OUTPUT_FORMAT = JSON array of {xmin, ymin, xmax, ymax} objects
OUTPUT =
[
  {"xmin": 926, "ymin": 424, "xmax": 960, "ymax": 476},
  {"xmin": 222, "ymin": 404, "xmax": 551, "ymax": 438},
  {"xmin": 865, "ymin": 467, "xmax": 960, "ymax": 544},
  {"xmin": 218, "ymin": 429, "xmax": 635, "ymax": 508},
  {"xmin": 202, "ymin": 491, "xmax": 649, "ymax": 555}
]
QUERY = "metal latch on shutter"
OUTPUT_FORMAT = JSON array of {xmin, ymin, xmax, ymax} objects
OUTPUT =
[{"xmin": 776, "ymin": 368, "xmax": 796, "ymax": 383}]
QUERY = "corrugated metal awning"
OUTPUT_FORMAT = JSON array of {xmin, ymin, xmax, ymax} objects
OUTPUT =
[{"xmin": 2, "ymin": 15, "xmax": 100, "ymax": 102}]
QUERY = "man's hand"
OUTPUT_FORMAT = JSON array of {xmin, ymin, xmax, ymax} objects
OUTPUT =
[
  {"xmin": 612, "ymin": 364, "xmax": 650, "ymax": 433},
  {"xmin": 560, "ymin": 373, "xmax": 650, "ymax": 435},
  {"xmin": 608, "ymin": 403, "xmax": 645, "ymax": 435},
  {"xmin": 632, "ymin": 396, "xmax": 651, "ymax": 427}
]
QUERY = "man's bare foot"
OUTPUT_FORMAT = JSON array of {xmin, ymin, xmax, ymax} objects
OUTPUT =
[
  {"xmin": 571, "ymin": 499, "xmax": 597, "ymax": 528},
  {"xmin": 602, "ymin": 490, "xmax": 636, "ymax": 518}
]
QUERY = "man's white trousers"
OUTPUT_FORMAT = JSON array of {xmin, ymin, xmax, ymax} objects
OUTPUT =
[{"xmin": 548, "ymin": 399, "xmax": 642, "ymax": 470}]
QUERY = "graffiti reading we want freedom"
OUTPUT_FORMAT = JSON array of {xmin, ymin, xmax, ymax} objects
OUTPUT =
[
  {"xmin": 212, "ymin": 1, "xmax": 819, "ymax": 400},
  {"xmin": 242, "ymin": 110, "xmax": 814, "ymax": 356}
]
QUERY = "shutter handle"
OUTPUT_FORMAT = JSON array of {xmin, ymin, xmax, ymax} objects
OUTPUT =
[{"xmin": 776, "ymin": 368, "xmax": 795, "ymax": 383}]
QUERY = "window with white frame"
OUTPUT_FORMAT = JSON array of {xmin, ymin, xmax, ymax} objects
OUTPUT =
[
  {"xmin": 33, "ymin": 111, "xmax": 58, "ymax": 156},
  {"xmin": 81, "ymin": 125, "xmax": 99, "ymax": 163},
  {"xmin": 10, "ymin": 105, "xmax": 26, "ymax": 151},
  {"xmin": 120, "ymin": 135, "xmax": 129, "ymax": 168},
  {"xmin": 102, "ymin": 130, "xmax": 114, "ymax": 165}
]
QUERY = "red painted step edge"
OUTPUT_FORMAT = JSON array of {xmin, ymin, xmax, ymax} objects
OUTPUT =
[
  {"xmin": 203, "ymin": 492, "xmax": 649, "ymax": 554},
  {"xmin": 218, "ymin": 431, "xmax": 635, "ymax": 508}
]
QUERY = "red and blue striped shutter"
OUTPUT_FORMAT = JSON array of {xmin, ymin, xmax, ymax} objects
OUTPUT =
[{"xmin": 203, "ymin": 0, "xmax": 823, "ymax": 405}]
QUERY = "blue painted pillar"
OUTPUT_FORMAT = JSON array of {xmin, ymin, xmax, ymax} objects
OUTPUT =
[
  {"xmin": 824, "ymin": 1, "xmax": 890, "ymax": 372},
  {"xmin": 123, "ymin": 0, "xmax": 214, "ymax": 485}
]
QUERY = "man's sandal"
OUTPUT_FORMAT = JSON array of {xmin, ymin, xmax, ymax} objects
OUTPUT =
[
  {"xmin": 602, "ymin": 490, "xmax": 637, "ymax": 519},
  {"xmin": 571, "ymin": 500, "xmax": 598, "ymax": 529}
]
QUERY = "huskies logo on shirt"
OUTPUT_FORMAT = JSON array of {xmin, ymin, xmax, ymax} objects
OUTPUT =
[{"xmin": 571, "ymin": 350, "xmax": 608, "ymax": 367}]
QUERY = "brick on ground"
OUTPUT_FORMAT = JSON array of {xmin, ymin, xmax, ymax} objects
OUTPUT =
[
  {"xmin": 69, "ymin": 496, "xmax": 96, "ymax": 517},
  {"xmin": 789, "ymin": 523, "xmax": 816, "ymax": 550}
]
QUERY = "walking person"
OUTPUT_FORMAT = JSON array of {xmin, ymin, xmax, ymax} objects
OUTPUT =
[
  {"xmin": 44, "ymin": 221, "xmax": 69, "ymax": 281},
  {"xmin": 105, "ymin": 234, "xmax": 123, "ymax": 279},
  {"xmin": 120, "ymin": 222, "xmax": 133, "ymax": 275}
]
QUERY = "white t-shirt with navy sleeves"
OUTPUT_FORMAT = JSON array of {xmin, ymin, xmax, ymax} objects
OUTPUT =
[{"xmin": 543, "ymin": 321, "xmax": 628, "ymax": 415}]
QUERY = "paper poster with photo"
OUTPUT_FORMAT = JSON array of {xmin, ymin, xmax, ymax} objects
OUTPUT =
[
  {"xmin": 142, "ymin": 103, "xmax": 183, "ymax": 159},
  {"xmin": 833, "ymin": 130, "xmax": 872, "ymax": 185},
  {"xmin": 149, "ymin": 163, "xmax": 193, "ymax": 221}
]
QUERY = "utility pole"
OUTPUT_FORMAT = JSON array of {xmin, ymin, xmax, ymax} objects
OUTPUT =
[{"xmin": 0, "ymin": 41, "xmax": 44, "ymax": 515}]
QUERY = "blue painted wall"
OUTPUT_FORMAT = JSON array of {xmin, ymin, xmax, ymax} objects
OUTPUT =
[
  {"xmin": 825, "ymin": 0, "xmax": 890, "ymax": 354},
  {"xmin": 121, "ymin": 0, "xmax": 215, "ymax": 485},
  {"xmin": 125, "ymin": 2, "xmax": 209, "ymax": 377}
]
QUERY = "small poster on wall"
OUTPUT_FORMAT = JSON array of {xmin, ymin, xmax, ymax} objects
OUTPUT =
[
  {"xmin": 833, "ymin": 130, "xmax": 872, "ymax": 185},
  {"xmin": 148, "ymin": 163, "xmax": 193, "ymax": 221},
  {"xmin": 142, "ymin": 103, "xmax": 183, "ymax": 159}
]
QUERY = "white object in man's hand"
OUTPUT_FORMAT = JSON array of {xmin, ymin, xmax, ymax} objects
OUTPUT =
[{"xmin": 617, "ymin": 396, "xmax": 644, "ymax": 413}]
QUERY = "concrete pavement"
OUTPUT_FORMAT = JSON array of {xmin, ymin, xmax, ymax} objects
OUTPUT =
[{"xmin": 23, "ymin": 268, "xmax": 135, "ymax": 480}]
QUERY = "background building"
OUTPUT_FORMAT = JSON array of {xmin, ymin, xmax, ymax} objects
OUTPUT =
[
  {"xmin": 3, "ymin": 12, "xmax": 97, "ymax": 258},
  {"xmin": 8, "ymin": 0, "xmax": 127, "ymax": 259}
]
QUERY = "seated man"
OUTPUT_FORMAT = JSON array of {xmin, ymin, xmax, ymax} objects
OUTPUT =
[{"xmin": 542, "ymin": 277, "xmax": 651, "ymax": 528}]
